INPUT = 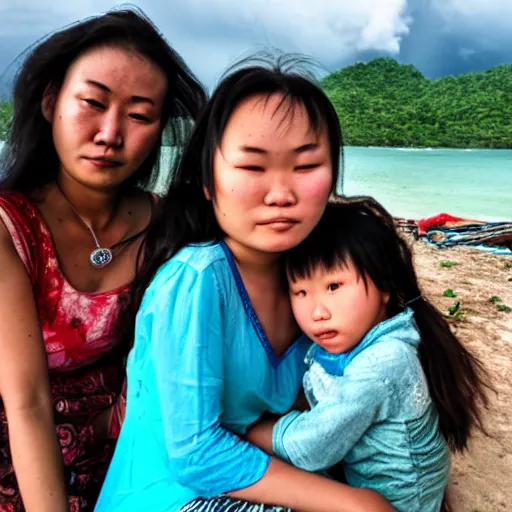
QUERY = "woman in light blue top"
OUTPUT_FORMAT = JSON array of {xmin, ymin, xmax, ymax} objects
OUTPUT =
[
  {"xmin": 95, "ymin": 57, "xmax": 394, "ymax": 512},
  {"xmin": 247, "ymin": 199, "xmax": 492, "ymax": 512}
]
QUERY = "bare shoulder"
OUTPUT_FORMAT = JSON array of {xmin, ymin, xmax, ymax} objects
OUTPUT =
[{"xmin": 0, "ymin": 211, "xmax": 20, "ymax": 259}]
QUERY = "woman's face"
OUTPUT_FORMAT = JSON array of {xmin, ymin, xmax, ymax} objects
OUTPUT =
[
  {"xmin": 211, "ymin": 94, "xmax": 333, "ymax": 259},
  {"xmin": 44, "ymin": 45, "xmax": 167, "ymax": 191}
]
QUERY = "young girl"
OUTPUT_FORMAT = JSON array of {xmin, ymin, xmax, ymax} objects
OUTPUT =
[
  {"xmin": 248, "ymin": 197, "xmax": 491, "ymax": 512},
  {"xmin": 95, "ymin": 60, "xmax": 393, "ymax": 512},
  {"xmin": 0, "ymin": 7, "xmax": 205, "ymax": 511}
]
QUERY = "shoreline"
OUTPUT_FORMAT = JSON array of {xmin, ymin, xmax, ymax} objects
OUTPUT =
[
  {"xmin": 350, "ymin": 145, "xmax": 512, "ymax": 152},
  {"xmin": 410, "ymin": 237, "xmax": 512, "ymax": 512}
]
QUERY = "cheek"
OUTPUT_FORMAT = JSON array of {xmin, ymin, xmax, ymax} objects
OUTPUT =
[
  {"xmin": 298, "ymin": 170, "xmax": 332, "ymax": 205},
  {"xmin": 215, "ymin": 169, "xmax": 263, "ymax": 205},
  {"xmin": 130, "ymin": 126, "xmax": 161, "ymax": 160},
  {"xmin": 53, "ymin": 101, "xmax": 91, "ymax": 143},
  {"xmin": 291, "ymin": 299, "xmax": 309, "ymax": 328}
]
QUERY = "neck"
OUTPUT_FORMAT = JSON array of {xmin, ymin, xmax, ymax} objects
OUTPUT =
[
  {"xmin": 224, "ymin": 238, "xmax": 283, "ymax": 286},
  {"xmin": 55, "ymin": 174, "xmax": 122, "ymax": 232}
]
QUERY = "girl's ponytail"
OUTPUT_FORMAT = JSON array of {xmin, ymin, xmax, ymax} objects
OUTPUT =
[
  {"xmin": 411, "ymin": 297, "xmax": 491, "ymax": 451},
  {"xmin": 390, "ymin": 214, "xmax": 492, "ymax": 452}
]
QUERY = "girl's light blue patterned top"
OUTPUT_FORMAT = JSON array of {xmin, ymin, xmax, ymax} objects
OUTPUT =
[{"xmin": 273, "ymin": 309, "xmax": 450, "ymax": 512}]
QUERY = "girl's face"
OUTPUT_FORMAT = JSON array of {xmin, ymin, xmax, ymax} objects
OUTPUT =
[
  {"xmin": 289, "ymin": 259, "xmax": 390, "ymax": 354},
  {"xmin": 43, "ymin": 45, "xmax": 167, "ymax": 191},
  {"xmin": 210, "ymin": 94, "xmax": 333, "ymax": 259}
]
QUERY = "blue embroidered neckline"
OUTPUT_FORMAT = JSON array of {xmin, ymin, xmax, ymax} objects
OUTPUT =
[{"xmin": 220, "ymin": 241, "xmax": 306, "ymax": 368}]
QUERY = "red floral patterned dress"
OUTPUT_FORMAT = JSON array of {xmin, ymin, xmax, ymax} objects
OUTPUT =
[{"xmin": 0, "ymin": 190, "xmax": 127, "ymax": 512}]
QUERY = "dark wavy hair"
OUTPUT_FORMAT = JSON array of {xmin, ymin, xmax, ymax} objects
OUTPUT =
[
  {"xmin": 120, "ymin": 53, "xmax": 344, "ymax": 349},
  {"xmin": 286, "ymin": 197, "xmax": 492, "ymax": 453},
  {"xmin": 0, "ymin": 6, "xmax": 207, "ymax": 193}
]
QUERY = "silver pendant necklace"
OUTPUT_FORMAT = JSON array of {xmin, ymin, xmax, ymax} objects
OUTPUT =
[{"xmin": 57, "ymin": 185, "xmax": 121, "ymax": 269}]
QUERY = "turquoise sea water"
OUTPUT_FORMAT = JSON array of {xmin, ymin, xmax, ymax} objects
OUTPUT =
[
  {"xmin": 1, "ymin": 142, "xmax": 510, "ymax": 220},
  {"xmin": 342, "ymin": 147, "xmax": 511, "ymax": 221}
]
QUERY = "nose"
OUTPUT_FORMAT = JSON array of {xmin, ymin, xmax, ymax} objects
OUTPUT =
[
  {"xmin": 312, "ymin": 302, "xmax": 331, "ymax": 321},
  {"xmin": 94, "ymin": 109, "xmax": 123, "ymax": 148},
  {"xmin": 263, "ymin": 174, "xmax": 297, "ymax": 207}
]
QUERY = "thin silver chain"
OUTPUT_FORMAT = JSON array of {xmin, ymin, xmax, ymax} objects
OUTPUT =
[
  {"xmin": 64, "ymin": 199, "xmax": 103, "ymax": 249},
  {"xmin": 57, "ymin": 184, "xmax": 123, "ymax": 250}
]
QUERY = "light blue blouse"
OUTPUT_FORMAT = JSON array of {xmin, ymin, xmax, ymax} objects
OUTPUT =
[
  {"xmin": 95, "ymin": 242, "xmax": 310, "ymax": 512},
  {"xmin": 272, "ymin": 309, "xmax": 450, "ymax": 512}
]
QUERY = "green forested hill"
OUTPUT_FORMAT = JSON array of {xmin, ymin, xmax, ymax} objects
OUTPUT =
[
  {"xmin": 0, "ymin": 101, "xmax": 12, "ymax": 140},
  {"xmin": 1, "ymin": 59, "xmax": 511, "ymax": 148},
  {"xmin": 322, "ymin": 58, "xmax": 512, "ymax": 148}
]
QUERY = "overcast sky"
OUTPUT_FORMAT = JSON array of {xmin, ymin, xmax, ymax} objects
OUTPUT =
[{"xmin": 0, "ymin": 0, "xmax": 511, "ymax": 95}]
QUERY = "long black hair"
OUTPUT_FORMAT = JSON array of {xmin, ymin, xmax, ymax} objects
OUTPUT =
[
  {"xmin": 121, "ymin": 53, "xmax": 344, "ymax": 349},
  {"xmin": 0, "ymin": 6, "xmax": 207, "ymax": 193},
  {"xmin": 286, "ymin": 197, "xmax": 491, "ymax": 453}
]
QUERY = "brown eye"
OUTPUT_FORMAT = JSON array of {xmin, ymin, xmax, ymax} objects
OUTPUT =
[{"xmin": 328, "ymin": 283, "xmax": 340, "ymax": 292}]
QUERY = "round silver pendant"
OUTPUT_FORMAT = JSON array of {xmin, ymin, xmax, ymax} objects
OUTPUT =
[{"xmin": 90, "ymin": 248, "xmax": 113, "ymax": 268}]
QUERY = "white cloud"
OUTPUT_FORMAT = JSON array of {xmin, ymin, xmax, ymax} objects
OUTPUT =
[
  {"xmin": 137, "ymin": 0, "xmax": 412, "ymax": 86},
  {"xmin": 177, "ymin": 0, "xmax": 411, "ymax": 58}
]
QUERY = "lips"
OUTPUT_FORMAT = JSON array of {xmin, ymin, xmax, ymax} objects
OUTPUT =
[
  {"xmin": 312, "ymin": 329, "xmax": 338, "ymax": 341},
  {"xmin": 259, "ymin": 217, "xmax": 299, "ymax": 226},
  {"xmin": 84, "ymin": 157, "xmax": 122, "ymax": 167}
]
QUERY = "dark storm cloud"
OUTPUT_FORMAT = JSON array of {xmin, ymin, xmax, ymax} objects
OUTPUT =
[{"xmin": 0, "ymin": 0, "xmax": 510, "ymax": 98}]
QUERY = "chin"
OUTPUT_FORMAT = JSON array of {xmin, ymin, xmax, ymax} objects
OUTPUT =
[
  {"xmin": 315, "ymin": 337, "xmax": 350, "ymax": 354},
  {"xmin": 270, "ymin": 233, "xmax": 310, "ymax": 252},
  {"xmin": 258, "ymin": 240, "xmax": 302, "ymax": 253},
  {"xmin": 78, "ymin": 174, "xmax": 130, "ymax": 192}
]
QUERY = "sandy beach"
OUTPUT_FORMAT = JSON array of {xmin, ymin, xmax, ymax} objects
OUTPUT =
[{"xmin": 410, "ymin": 238, "xmax": 512, "ymax": 512}]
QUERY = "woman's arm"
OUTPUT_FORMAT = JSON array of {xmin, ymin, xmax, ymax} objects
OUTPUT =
[
  {"xmin": 149, "ymin": 262, "xmax": 271, "ymax": 494},
  {"xmin": 231, "ymin": 457, "xmax": 394, "ymax": 512},
  {"xmin": 149, "ymin": 260, "xmax": 393, "ymax": 512},
  {"xmin": 243, "ymin": 418, "xmax": 393, "ymax": 512},
  {"xmin": 0, "ymin": 224, "xmax": 68, "ymax": 512}
]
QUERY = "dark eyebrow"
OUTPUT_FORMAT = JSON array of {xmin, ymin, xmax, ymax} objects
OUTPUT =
[
  {"xmin": 239, "ymin": 145, "xmax": 268, "ymax": 154},
  {"xmin": 294, "ymin": 143, "xmax": 319, "ymax": 154},
  {"xmin": 238, "ymin": 143, "xmax": 319, "ymax": 155},
  {"xmin": 85, "ymin": 79, "xmax": 155, "ymax": 106},
  {"xmin": 86, "ymin": 79, "xmax": 110, "ymax": 93}
]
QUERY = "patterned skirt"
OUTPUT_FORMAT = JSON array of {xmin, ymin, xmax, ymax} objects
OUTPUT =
[{"xmin": 179, "ymin": 496, "xmax": 292, "ymax": 512}]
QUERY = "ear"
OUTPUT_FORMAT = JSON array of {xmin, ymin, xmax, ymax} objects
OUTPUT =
[
  {"xmin": 203, "ymin": 185, "xmax": 212, "ymax": 201},
  {"xmin": 382, "ymin": 291, "xmax": 391, "ymax": 305},
  {"xmin": 41, "ymin": 83, "xmax": 57, "ymax": 123}
]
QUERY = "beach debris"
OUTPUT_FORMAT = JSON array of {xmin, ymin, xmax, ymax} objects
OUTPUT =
[
  {"xmin": 440, "ymin": 261, "xmax": 458, "ymax": 268},
  {"xmin": 489, "ymin": 296, "xmax": 503, "ymax": 303},
  {"xmin": 394, "ymin": 213, "xmax": 512, "ymax": 257},
  {"xmin": 419, "ymin": 214, "xmax": 512, "ymax": 256},
  {"xmin": 496, "ymin": 305, "xmax": 511, "ymax": 313},
  {"xmin": 443, "ymin": 289, "xmax": 457, "ymax": 297},
  {"xmin": 447, "ymin": 301, "xmax": 465, "ymax": 320}
]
